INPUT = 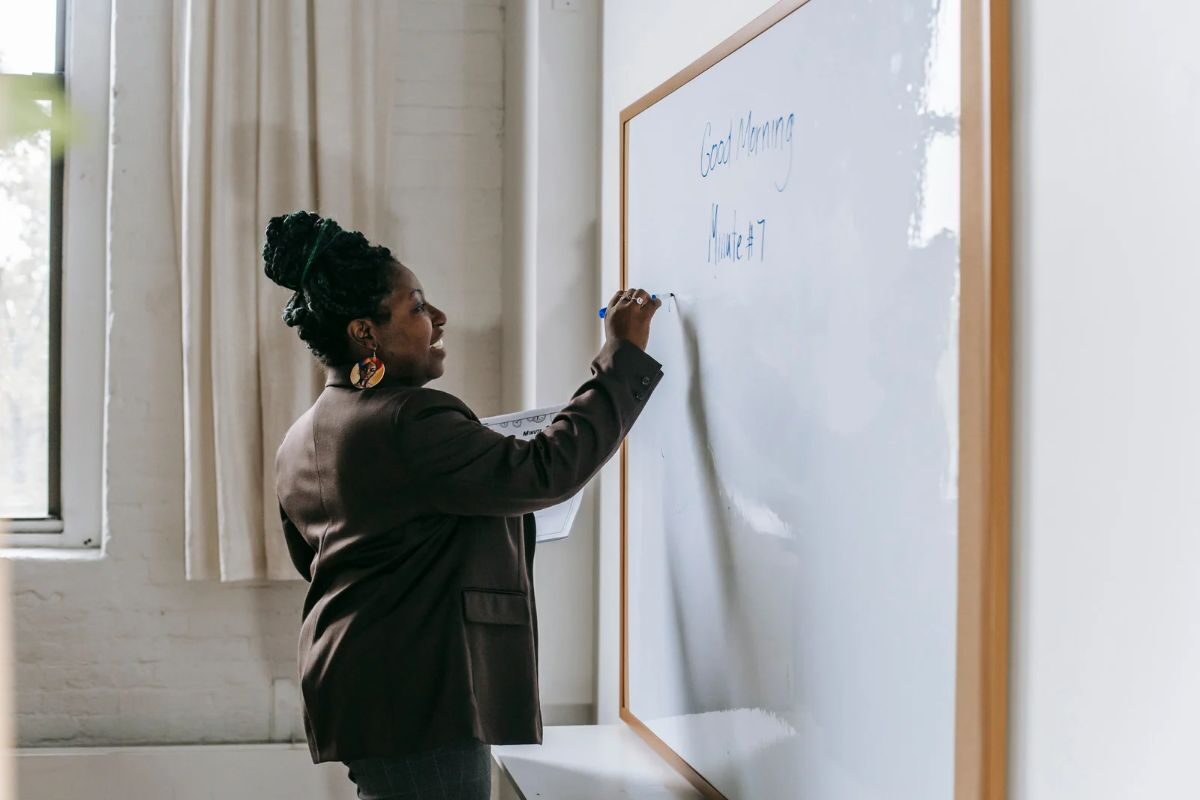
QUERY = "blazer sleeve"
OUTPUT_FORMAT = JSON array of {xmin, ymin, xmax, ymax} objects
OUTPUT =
[
  {"xmin": 396, "ymin": 338, "xmax": 664, "ymax": 516},
  {"xmin": 279, "ymin": 502, "xmax": 315, "ymax": 581}
]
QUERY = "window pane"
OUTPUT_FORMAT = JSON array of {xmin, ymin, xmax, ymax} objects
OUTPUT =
[
  {"xmin": 0, "ymin": 125, "xmax": 51, "ymax": 518},
  {"xmin": 0, "ymin": 0, "xmax": 58, "ymax": 74}
]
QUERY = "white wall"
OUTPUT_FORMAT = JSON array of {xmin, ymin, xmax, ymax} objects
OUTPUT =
[
  {"xmin": 531, "ymin": 0, "xmax": 603, "ymax": 726},
  {"xmin": 1009, "ymin": 2, "xmax": 1200, "ymax": 798},
  {"xmin": 9, "ymin": 0, "xmax": 506, "ymax": 748},
  {"xmin": 601, "ymin": 1, "xmax": 1200, "ymax": 797},
  {"xmin": 387, "ymin": 2, "xmax": 507, "ymax": 412},
  {"xmin": 503, "ymin": 0, "xmax": 604, "ymax": 725},
  {"xmin": 17, "ymin": 745, "xmax": 356, "ymax": 800}
]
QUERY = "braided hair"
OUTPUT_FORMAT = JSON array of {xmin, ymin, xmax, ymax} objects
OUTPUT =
[{"xmin": 262, "ymin": 211, "xmax": 397, "ymax": 365}]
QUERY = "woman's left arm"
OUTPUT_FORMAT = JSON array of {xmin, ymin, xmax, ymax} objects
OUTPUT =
[
  {"xmin": 396, "ymin": 338, "xmax": 662, "ymax": 516},
  {"xmin": 278, "ymin": 503, "xmax": 315, "ymax": 581}
]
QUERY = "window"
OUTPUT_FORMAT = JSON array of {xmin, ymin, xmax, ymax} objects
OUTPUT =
[{"xmin": 2, "ymin": 0, "xmax": 108, "ymax": 549}]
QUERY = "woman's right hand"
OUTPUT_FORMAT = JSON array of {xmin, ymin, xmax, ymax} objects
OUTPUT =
[{"xmin": 603, "ymin": 288, "xmax": 662, "ymax": 352}]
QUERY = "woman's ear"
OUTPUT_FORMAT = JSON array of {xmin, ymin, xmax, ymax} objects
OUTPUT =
[{"xmin": 346, "ymin": 319, "xmax": 375, "ymax": 352}]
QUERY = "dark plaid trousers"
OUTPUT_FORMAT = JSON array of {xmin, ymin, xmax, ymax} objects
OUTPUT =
[{"xmin": 343, "ymin": 739, "xmax": 492, "ymax": 800}]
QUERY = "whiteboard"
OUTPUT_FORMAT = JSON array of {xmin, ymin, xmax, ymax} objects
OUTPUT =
[{"xmin": 621, "ymin": 1, "xmax": 964, "ymax": 798}]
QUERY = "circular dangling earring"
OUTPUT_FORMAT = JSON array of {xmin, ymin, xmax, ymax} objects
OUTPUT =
[{"xmin": 349, "ymin": 346, "xmax": 386, "ymax": 390}]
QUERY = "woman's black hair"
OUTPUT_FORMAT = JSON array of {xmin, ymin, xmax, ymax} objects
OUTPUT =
[{"xmin": 262, "ymin": 211, "xmax": 397, "ymax": 365}]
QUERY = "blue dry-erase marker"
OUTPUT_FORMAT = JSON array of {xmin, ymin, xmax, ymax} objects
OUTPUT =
[{"xmin": 598, "ymin": 293, "xmax": 664, "ymax": 319}]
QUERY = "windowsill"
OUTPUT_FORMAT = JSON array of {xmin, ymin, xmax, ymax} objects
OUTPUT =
[
  {"xmin": 1, "ymin": 519, "xmax": 65, "ymax": 534},
  {"xmin": 0, "ymin": 546, "xmax": 105, "ymax": 562}
]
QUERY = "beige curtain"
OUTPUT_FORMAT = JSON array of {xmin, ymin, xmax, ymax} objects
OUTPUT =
[{"xmin": 172, "ymin": 0, "xmax": 397, "ymax": 581}]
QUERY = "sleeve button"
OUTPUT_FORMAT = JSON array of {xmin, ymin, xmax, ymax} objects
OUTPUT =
[
  {"xmin": 634, "ymin": 391, "xmax": 644, "ymax": 401},
  {"xmin": 641, "ymin": 376, "xmax": 652, "ymax": 386}
]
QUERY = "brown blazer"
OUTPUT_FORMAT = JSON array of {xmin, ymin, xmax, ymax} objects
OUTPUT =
[{"xmin": 275, "ymin": 338, "xmax": 663, "ymax": 763}]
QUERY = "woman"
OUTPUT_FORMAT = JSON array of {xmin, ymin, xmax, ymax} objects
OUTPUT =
[{"xmin": 265, "ymin": 211, "xmax": 663, "ymax": 799}]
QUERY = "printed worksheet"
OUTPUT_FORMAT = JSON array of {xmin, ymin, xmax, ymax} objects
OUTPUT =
[{"xmin": 479, "ymin": 404, "xmax": 579, "ymax": 543}]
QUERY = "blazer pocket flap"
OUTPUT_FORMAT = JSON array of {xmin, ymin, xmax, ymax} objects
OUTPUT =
[{"xmin": 462, "ymin": 589, "xmax": 528, "ymax": 626}]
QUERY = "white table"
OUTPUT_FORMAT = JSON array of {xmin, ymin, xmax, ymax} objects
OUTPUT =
[{"xmin": 492, "ymin": 724, "xmax": 702, "ymax": 800}]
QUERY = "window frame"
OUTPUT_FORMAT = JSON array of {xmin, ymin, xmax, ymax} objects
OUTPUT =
[{"xmin": 1, "ymin": 0, "xmax": 109, "ymax": 550}]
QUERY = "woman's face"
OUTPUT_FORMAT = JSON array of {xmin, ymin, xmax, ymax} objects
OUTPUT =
[{"xmin": 350, "ymin": 263, "xmax": 447, "ymax": 386}]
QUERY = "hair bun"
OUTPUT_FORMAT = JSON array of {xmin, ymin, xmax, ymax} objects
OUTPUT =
[{"xmin": 263, "ymin": 211, "xmax": 341, "ymax": 291}]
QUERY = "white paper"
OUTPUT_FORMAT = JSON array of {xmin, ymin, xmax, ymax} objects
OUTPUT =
[{"xmin": 479, "ymin": 404, "xmax": 580, "ymax": 543}]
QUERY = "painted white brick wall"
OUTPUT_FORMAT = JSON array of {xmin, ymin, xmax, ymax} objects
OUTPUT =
[
  {"xmin": 9, "ymin": 0, "xmax": 505, "ymax": 748},
  {"xmin": 387, "ymin": 4, "xmax": 506, "ymax": 415}
]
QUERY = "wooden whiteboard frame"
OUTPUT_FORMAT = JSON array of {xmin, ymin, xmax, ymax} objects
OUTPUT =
[{"xmin": 616, "ymin": 1, "xmax": 1012, "ymax": 799}]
